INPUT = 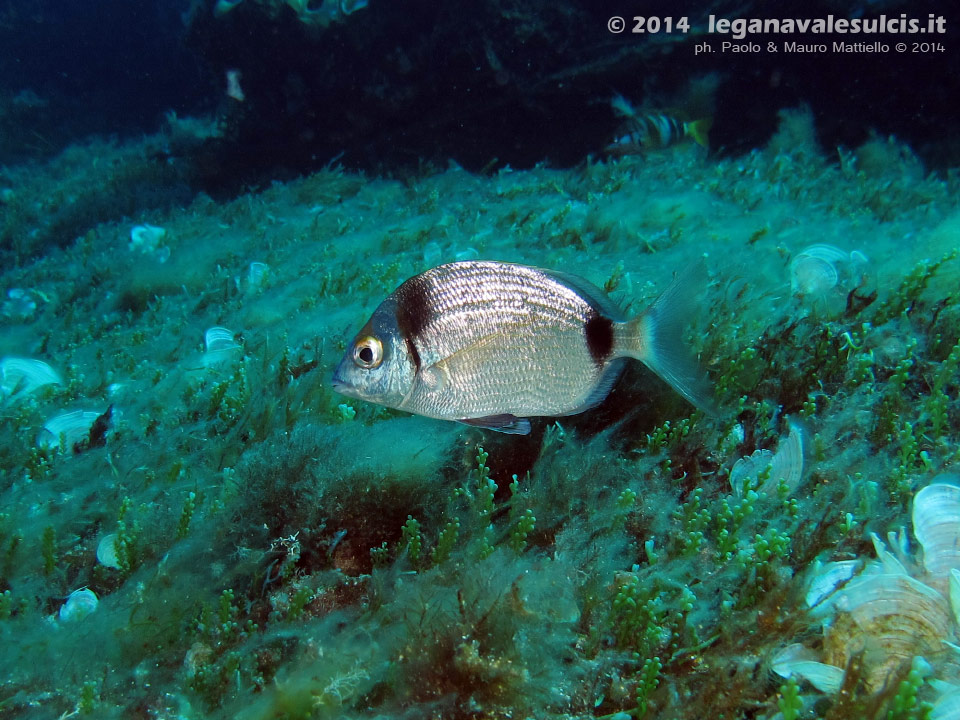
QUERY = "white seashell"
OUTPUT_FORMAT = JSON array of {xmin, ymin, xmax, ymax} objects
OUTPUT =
[
  {"xmin": 36, "ymin": 410, "xmax": 103, "ymax": 452},
  {"xmin": 97, "ymin": 534, "xmax": 121, "ymax": 570},
  {"xmin": 886, "ymin": 527, "xmax": 911, "ymax": 562},
  {"xmin": 814, "ymin": 571, "xmax": 948, "ymax": 620},
  {"xmin": 790, "ymin": 253, "xmax": 838, "ymax": 295},
  {"xmin": 724, "ymin": 423, "xmax": 745, "ymax": 445},
  {"xmin": 720, "ymin": 423, "xmax": 745, "ymax": 457},
  {"xmin": 930, "ymin": 678, "xmax": 960, "ymax": 695},
  {"xmin": 790, "ymin": 244, "xmax": 869, "ymax": 298},
  {"xmin": 931, "ymin": 685, "xmax": 960, "ymax": 720},
  {"xmin": 794, "ymin": 244, "xmax": 850, "ymax": 264},
  {"xmin": 203, "ymin": 327, "xmax": 241, "ymax": 367},
  {"xmin": 789, "ymin": 478, "xmax": 960, "ymax": 700},
  {"xmin": 2, "ymin": 288, "xmax": 39, "ymax": 320},
  {"xmin": 59, "ymin": 588, "xmax": 98, "ymax": 622},
  {"xmin": 129, "ymin": 224, "xmax": 169, "ymax": 262},
  {"xmin": 816, "ymin": 572, "xmax": 950, "ymax": 691},
  {"xmin": 771, "ymin": 643, "xmax": 845, "ymax": 693},
  {"xmin": 913, "ymin": 482, "xmax": 960, "ymax": 576},
  {"xmin": 248, "ymin": 262, "xmax": 269, "ymax": 290},
  {"xmin": 129, "ymin": 224, "xmax": 166, "ymax": 251},
  {"xmin": 950, "ymin": 569, "xmax": 960, "ymax": 626},
  {"xmin": 205, "ymin": 327, "xmax": 239, "ymax": 353},
  {"xmin": 730, "ymin": 448, "xmax": 773, "ymax": 495},
  {"xmin": 730, "ymin": 420, "xmax": 803, "ymax": 497},
  {"xmin": 236, "ymin": 262, "xmax": 269, "ymax": 294},
  {"xmin": 870, "ymin": 532, "xmax": 908, "ymax": 575},
  {"xmin": 0, "ymin": 357, "xmax": 63, "ymax": 401},
  {"xmin": 805, "ymin": 560, "xmax": 860, "ymax": 609}
]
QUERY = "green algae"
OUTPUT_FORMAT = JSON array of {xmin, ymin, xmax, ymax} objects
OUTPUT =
[{"xmin": 0, "ymin": 107, "xmax": 958, "ymax": 719}]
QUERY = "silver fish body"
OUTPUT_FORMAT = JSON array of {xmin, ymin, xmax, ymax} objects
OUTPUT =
[{"xmin": 332, "ymin": 260, "xmax": 710, "ymax": 434}]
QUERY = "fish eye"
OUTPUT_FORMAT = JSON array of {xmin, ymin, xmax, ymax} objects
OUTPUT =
[{"xmin": 353, "ymin": 336, "xmax": 383, "ymax": 369}]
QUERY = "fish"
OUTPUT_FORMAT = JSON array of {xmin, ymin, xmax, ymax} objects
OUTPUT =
[
  {"xmin": 331, "ymin": 260, "xmax": 713, "ymax": 434},
  {"xmin": 605, "ymin": 113, "xmax": 712, "ymax": 156},
  {"xmin": 604, "ymin": 94, "xmax": 711, "ymax": 156}
]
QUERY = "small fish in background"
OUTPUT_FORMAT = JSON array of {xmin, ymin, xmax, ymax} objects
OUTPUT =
[
  {"xmin": 604, "ymin": 93, "xmax": 711, "ymax": 156},
  {"xmin": 332, "ymin": 261, "xmax": 713, "ymax": 434}
]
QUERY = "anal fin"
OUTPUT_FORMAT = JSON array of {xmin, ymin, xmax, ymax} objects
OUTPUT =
[{"xmin": 458, "ymin": 414, "xmax": 532, "ymax": 435}]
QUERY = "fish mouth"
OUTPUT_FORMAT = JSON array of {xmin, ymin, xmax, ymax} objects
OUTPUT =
[{"xmin": 330, "ymin": 370, "xmax": 357, "ymax": 398}]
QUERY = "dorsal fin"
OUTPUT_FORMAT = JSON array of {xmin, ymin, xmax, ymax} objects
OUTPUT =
[{"xmin": 537, "ymin": 268, "xmax": 625, "ymax": 320}]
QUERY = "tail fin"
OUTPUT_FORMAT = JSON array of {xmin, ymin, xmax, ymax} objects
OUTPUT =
[
  {"xmin": 619, "ymin": 262, "xmax": 716, "ymax": 414},
  {"xmin": 687, "ymin": 117, "xmax": 712, "ymax": 149}
]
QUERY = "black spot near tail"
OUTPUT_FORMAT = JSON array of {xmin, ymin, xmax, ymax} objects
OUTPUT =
[{"xmin": 584, "ymin": 312, "xmax": 614, "ymax": 366}]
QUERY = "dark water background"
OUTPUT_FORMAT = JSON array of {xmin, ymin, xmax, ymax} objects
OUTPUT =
[{"xmin": 2, "ymin": 0, "xmax": 958, "ymax": 178}]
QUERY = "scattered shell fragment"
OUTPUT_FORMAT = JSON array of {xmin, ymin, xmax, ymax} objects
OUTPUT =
[
  {"xmin": 730, "ymin": 420, "xmax": 804, "ymax": 497},
  {"xmin": 36, "ymin": 410, "xmax": 103, "ymax": 452},
  {"xmin": 931, "ymin": 684, "xmax": 960, "ymax": 720},
  {"xmin": 720, "ymin": 422, "xmax": 744, "ymax": 453},
  {"xmin": 0, "ymin": 357, "xmax": 62, "ymax": 402},
  {"xmin": 205, "ymin": 326, "xmax": 239, "ymax": 352},
  {"xmin": 59, "ymin": 588, "xmax": 98, "ymax": 622},
  {"xmin": 771, "ymin": 643, "xmax": 845, "ymax": 693},
  {"xmin": 790, "ymin": 253, "xmax": 838, "ymax": 295},
  {"xmin": 796, "ymin": 481, "xmax": 960, "ymax": 700},
  {"xmin": 183, "ymin": 641, "xmax": 214, "ymax": 677},
  {"xmin": 790, "ymin": 244, "xmax": 868, "ymax": 297},
  {"xmin": 247, "ymin": 262, "xmax": 268, "ymax": 289},
  {"xmin": 97, "ymin": 534, "xmax": 121, "ymax": 570},
  {"xmin": 869, "ymin": 531, "xmax": 910, "ymax": 575},
  {"xmin": 129, "ymin": 224, "xmax": 170, "ymax": 263},
  {"xmin": 913, "ymin": 481, "xmax": 960, "ymax": 577},
  {"xmin": 815, "ymin": 572, "xmax": 951, "ymax": 692},
  {"xmin": 236, "ymin": 262, "xmax": 269, "ymax": 294},
  {"xmin": 203, "ymin": 326, "xmax": 242, "ymax": 367},
  {"xmin": 950, "ymin": 569, "xmax": 960, "ymax": 627},
  {"xmin": 794, "ymin": 244, "xmax": 850, "ymax": 264},
  {"xmin": 805, "ymin": 560, "xmax": 860, "ymax": 610},
  {"xmin": 2, "ymin": 288, "xmax": 40, "ymax": 320}
]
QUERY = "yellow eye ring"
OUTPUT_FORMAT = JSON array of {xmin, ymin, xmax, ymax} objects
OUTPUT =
[{"xmin": 353, "ymin": 336, "xmax": 383, "ymax": 369}]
